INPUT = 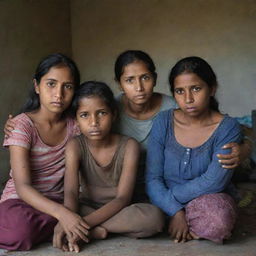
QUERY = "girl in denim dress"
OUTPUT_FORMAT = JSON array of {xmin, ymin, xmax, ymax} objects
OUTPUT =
[{"xmin": 146, "ymin": 56, "xmax": 241, "ymax": 244}]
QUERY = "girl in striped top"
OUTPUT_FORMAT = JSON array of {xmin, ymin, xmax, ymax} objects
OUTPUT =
[{"xmin": 0, "ymin": 53, "xmax": 89, "ymax": 251}]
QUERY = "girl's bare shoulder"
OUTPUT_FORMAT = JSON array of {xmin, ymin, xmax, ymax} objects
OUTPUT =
[
  {"xmin": 124, "ymin": 137, "xmax": 140, "ymax": 154},
  {"xmin": 66, "ymin": 136, "xmax": 82, "ymax": 157}
]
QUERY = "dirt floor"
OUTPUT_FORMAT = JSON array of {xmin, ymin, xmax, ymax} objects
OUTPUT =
[{"xmin": 0, "ymin": 182, "xmax": 256, "ymax": 256}]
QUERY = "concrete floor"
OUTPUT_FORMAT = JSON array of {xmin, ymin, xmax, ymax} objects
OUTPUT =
[
  {"xmin": 1, "ymin": 183, "xmax": 256, "ymax": 256},
  {"xmin": 0, "ymin": 230, "xmax": 256, "ymax": 256}
]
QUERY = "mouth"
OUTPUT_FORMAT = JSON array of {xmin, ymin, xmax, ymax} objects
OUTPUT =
[
  {"xmin": 186, "ymin": 107, "xmax": 196, "ymax": 112},
  {"xmin": 51, "ymin": 102, "xmax": 64, "ymax": 107},
  {"xmin": 89, "ymin": 131, "xmax": 101, "ymax": 135},
  {"xmin": 134, "ymin": 94, "xmax": 146, "ymax": 99}
]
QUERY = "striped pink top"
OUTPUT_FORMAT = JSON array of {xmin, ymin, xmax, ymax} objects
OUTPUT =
[{"xmin": 1, "ymin": 113, "xmax": 80, "ymax": 202}]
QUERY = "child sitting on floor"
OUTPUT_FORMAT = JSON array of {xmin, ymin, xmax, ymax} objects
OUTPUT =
[{"xmin": 53, "ymin": 81, "xmax": 164, "ymax": 252}]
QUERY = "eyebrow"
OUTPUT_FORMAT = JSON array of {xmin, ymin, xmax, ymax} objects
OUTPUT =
[
  {"xmin": 44, "ymin": 78, "xmax": 73, "ymax": 83},
  {"xmin": 45, "ymin": 78, "xmax": 57, "ymax": 81},
  {"xmin": 123, "ymin": 72, "xmax": 151, "ymax": 78}
]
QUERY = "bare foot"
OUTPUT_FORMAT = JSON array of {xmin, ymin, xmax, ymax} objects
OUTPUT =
[
  {"xmin": 189, "ymin": 231, "xmax": 200, "ymax": 240},
  {"xmin": 90, "ymin": 226, "xmax": 108, "ymax": 240}
]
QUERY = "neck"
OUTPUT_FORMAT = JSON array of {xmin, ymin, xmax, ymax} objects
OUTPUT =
[
  {"xmin": 86, "ymin": 134, "xmax": 113, "ymax": 149},
  {"xmin": 123, "ymin": 95, "xmax": 153, "ymax": 116},
  {"xmin": 31, "ymin": 108, "xmax": 63, "ymax": 125},
  {"xmin": 176, "ymin": 109, "xmax": 214, "ymax": 127}
]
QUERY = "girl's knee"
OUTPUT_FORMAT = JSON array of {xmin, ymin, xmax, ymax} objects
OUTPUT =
[
  {"xmin": 1, "ymin": 206, "xmax": 55, "ymax": 250},
  {"xmin": 186, "ymin": 193, "xmax": 236, "ymax": 242},
  {"xmin": 9, "ymin": 221, "xmax": 35, "ymax": 250}
]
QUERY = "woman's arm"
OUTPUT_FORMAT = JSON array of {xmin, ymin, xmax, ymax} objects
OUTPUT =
[
  {"xmin": 10, "ymin": 145, "xmax": 89, "ymax": 243},
  {"xmin": 172, "ymin": 120, "xmax": 241, "ymax": 205},
  {"xmin": 4, "ymin": 114, "xmax": 14, "ymax": 138},
  {"xmin": 83, "ymin": 138, "xmax": 140, "ymax": 228},
  {"xmin": 10, "ymin": 145, "xmax": 66, "ymax": 217},
  {"xmin": 146, "ymin": 112, "xmax": 185, "ymax": 217},
  {"xmin": 217, "ymin": 125, "xmax": 253, "ymax": 168}
]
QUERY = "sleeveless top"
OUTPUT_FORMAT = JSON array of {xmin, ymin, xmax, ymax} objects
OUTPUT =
[{"xmin": 75, "ymin": 134, "xmax": 130, "ymax": 209}]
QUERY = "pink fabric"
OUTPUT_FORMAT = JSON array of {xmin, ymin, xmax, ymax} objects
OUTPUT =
[
  {"xmin": 0, "ymin": 199, "xmax": 58, "ymax": 250},
  {"xmin": 185, "ymin": 193, "xmax": 237, "ymax": 243},
  {"xmin": 1, "ymin": 113, "xmax": 80, "ymax": 202}
]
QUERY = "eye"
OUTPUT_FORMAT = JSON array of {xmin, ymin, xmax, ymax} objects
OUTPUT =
[
  {"xmin": 80, "ymin": 112, "xmax": 88, "ymax": 118},
  {"xmin": 174, "ymin": 88, "xmax": 184, "ymax": 95},
  {"xmin": 46, "ymin": 81, "xmax": 56, "ymax": 87},
  {"xmin": 125, "ymin": 77, "xmax": 134, "ymax": 83},
  {"xmin": 64, "ymin": 83, "xmax": 74, "ymax": 90},
  {"xmin": 141, "ymin": 74, "xmax": 151, "ymax": 81},
  {"xmin": 98, "ymin": 110, "xmax": 108, "ymax": 116},
  {"xmin": 192, "ymin": 86, "xmax": 201, "ymax": 92}
]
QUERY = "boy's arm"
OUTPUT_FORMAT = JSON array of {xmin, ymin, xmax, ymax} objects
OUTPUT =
[
  {"xmin": 83, "ymin": 138, "xmax": 140, "ymax": 228},
  {"xmin": 64, "ymin": 138, "xmax": 81, "ymax": 213},
  {"xmin": 53, "ymin": 138, "xmax": 89, "ymax": 251}
]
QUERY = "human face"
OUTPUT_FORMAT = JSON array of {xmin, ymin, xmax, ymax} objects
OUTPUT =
[
  {"xmin": 119, "ymin": 61, "xmax": 155, "ymax": 105},
  {"xmin": 76, "ymin": 96, "xmax": 114, "ymax": 141},
  {"xmin": 173, "ymin": 73, "xmax": 216, "ymax": 117},
  {"xmin": 35, "ymin": 66, "xmax": 75, "ymax": 115}
]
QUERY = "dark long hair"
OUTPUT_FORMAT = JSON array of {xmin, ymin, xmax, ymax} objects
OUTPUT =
[
  {"xmin": 20, "ymin": 53, "xmax": 80, "ymax": 114},
  {"xmin": 114, "ymin": 50, "xmax": 157, "ymax": 83},
  {"xmin": 169, "ymin": 56, "xmax": 219, "ymax": 112},
  {"xmin": 71, "ymin": 81, "xmax": 117, "ymax": 117}
]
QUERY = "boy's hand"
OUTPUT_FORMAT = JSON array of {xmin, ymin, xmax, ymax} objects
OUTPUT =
[{"xmin": 58, "ymin": 208, "xmax": 90, "ymax": 244}]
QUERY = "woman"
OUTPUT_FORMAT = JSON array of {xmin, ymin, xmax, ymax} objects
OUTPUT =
[{"xmin": 146, "ymin": 56, "xmax": 241, "ymax": 244}]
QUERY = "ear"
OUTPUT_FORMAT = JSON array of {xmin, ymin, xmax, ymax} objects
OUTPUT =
[
  {"xmin": 74, "ymin": 118, "xmax": 80, "ymax": 128},
  {"xmin": 33, "ymin": 79, "xmax": 40, "ymax": 94},
  {"xmin": 210, "ymin": 85, "xmax": 217, "ymax": 96},
  {"xmin": 114, "ymin": 77, "xmax": 123, "ymax": 92},
  {"xmin": 118, "ymin": 82, "xmax": 124, "ymax": 92},
  {"xmin": 153, "ymin": 74, "xmax": 157, "ymax": 88},
  {"xmin": 112, "ymin": 110, "xmax": 117, "ymax": 122}
]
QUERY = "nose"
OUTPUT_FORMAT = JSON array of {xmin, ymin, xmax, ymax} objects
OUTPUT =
[
  {"xmin": 90, "ymin": 115, "xmax": 98, "ymax": 126},
  {"xmin": 135, "ymin": 79, "xmax": 144, "ymax": 92},
  {"xmin": 55, "ymin": 85, "xmax": 64, "ymax": 99},
  {"xmin": 185, "ymin": 91, "xmax": 194, "ymax": 104}
]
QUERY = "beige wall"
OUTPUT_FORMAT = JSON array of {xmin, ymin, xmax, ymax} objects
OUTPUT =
[
  {"xmin": 71, "ymin": 0, "xmax": 256, "ymax": 116},
  {"xmin": 1, "ymin": 0, "xmax": 256, "ymax": 190},
  {"xmin": 0, "ymin": 0, "xmax": 72, "ymax": 189}
]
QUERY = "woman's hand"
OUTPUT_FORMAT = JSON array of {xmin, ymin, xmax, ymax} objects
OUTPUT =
[
  {"xmin": 217, "ymin": 142, "xmax": 241, "ymax": 169},
  {"xmin": 66, "ymin": 235, "xmax": 81, "ymax": 253},
  {"xmin": 4, "ymin": 114, "xmax": 15, "ymax": 138},
  {"xmin": 168, "ymin": 210, "xmax": 189, "ymax": 243},
  {"xmin": 58, "ymin": 208, "xmax": 90, "ymax": 244},
  {"xmin": 53, "ymin": 222, "xmax": 69, "ymax": 251}
]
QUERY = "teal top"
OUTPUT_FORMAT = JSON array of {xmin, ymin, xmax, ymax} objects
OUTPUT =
[{"xmin": 113, "ymin": 93, "xmax": 176, "ymax": 200}]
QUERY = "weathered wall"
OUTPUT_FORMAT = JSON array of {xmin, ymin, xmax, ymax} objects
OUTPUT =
[
  {"xmin": 71, "ymin": 0, "xmax": 256, "ymax": 116},
  {"xmin": 0, "ymin": 0, "xmax": 72, "ymax": 189},
  {"xmin": 1, "ymin": 0, "xmax": 256, "ymax": 191}
]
